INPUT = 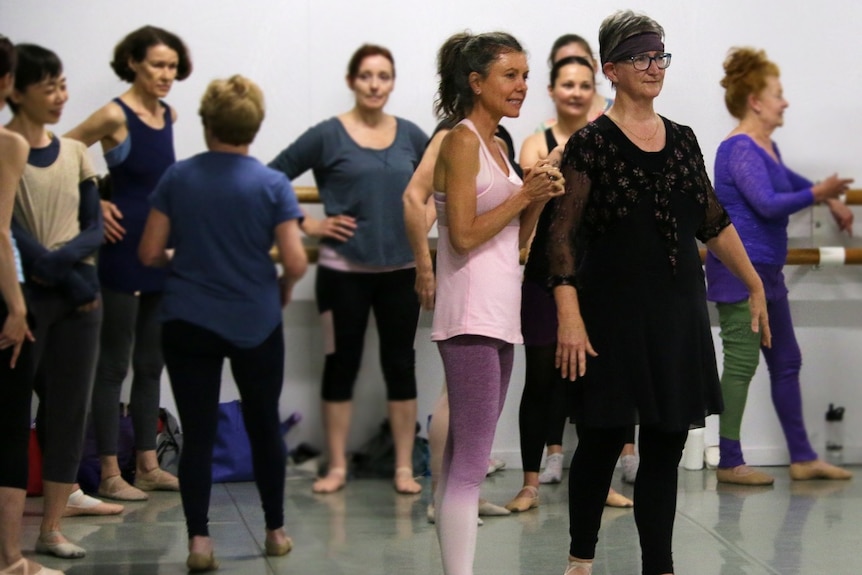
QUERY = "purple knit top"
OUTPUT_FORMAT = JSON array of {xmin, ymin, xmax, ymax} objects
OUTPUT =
[{"xmin": 705, "ymin": 134, "xmax": 815, "ymax": 302}]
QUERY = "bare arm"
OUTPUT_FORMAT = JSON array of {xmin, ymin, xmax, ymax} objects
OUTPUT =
[
  {"xmin": 705, "ymin": 224, "xmax": 771, "ymax": 348},
  {"xmin": 0, "ymin": 130, "xmax": 33, "ymax": 367},
  {"xmin": 403, "ymin": 130, "xmax": 446, "ymax": 310},
  {"xmin": 274, "ymin": 219, "xmax": 308, "ymax": 307},
  {"xmin": 138, "ymin": 208, "xmax": 172, "ymax": 268},
  {"xmin": 436, "ymin": 126, "xmax": 563, "ymax": 255}
]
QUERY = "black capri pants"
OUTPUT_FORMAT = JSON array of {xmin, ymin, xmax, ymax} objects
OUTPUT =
[
  {"xmin": 315, "ymin": 266, "xmax": 419, "ymax": 402},
  {"xmin": 0, "ymin": 299, "xmax": 34, "ymax": 489}
]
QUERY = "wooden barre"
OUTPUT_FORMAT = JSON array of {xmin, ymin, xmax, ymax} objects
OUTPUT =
[
  {"xmin": 295, "ymin": 187, "xmax": 862, "ymax": 206},
  {"xmin": 274, "ymin": 244, "xmax": 862, "ymax": 266}
]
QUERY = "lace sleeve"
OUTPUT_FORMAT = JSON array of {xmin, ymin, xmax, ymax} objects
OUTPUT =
[
  {"xmin": 687, "ymin": 129, "xmax": 731, "ymax": 243},
  {"xmin": 547, "ymin": 146, "xmax": 592, "ymax": 287}
]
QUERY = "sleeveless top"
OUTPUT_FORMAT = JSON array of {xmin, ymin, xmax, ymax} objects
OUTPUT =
[
  {"xmin": 431, "ymin": 119, "xmax": 524, "ymax": 344},
  {"xmin": 544, "ymin": 128, "xmax": 558, "ymax": 155},
  {"xmin": 98, "ymin": 98, "xmax": 175, "ymax": 293}
]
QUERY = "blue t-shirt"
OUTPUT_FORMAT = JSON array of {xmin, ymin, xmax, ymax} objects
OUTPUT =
[
  {"xmin": 151, "ymin": 152, "xmax": 303, "ymax": 348},
  {"xmin": 269, "ymin": 117, "xmax": 426, "ymax": 267}
]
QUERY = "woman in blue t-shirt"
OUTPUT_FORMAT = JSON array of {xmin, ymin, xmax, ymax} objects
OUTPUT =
[
  {"xmin": 67, "ymin": 26, "xmax": 192, "ymax": 502},
  {"xmin": 140, "ymin": 74, "xmax": 307, "ymax": 571},
  {"xmin": 269, "ymin": 44, "xmax": 427, "ymax": 495}
]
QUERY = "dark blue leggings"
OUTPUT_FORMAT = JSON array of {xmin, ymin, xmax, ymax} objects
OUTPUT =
[{"xmin": 162, "ymin": 320, "xmax": 287, "ymax": 538}]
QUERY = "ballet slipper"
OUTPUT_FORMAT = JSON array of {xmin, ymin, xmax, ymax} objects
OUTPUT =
[
  {"xmin": 477, "ymin": 498, "xmax": 510, "ymax": 516},
  {"xmin": 393, "ymin": 467, "xmax": 422, "ymax": 494},
  {"xmin": 604, "ymin": 488, "xmax": 633, "ymax": 508},
  {"xmin": 538, "ymin": 453, "xmax": 564, "ymax": 484},
  {"xmin": 186, "ymin": 551, "xmax": 219, "ymax": 572},
  {"xmin": 0, "ymin": 557, "xmax": 65, "ymax": 575},
  {"xmin": 564, "ymin": 558, "xmax": 593, "ymax": 575},
  {"xmin": 35, "ymin": 531, "xmax": 85, "ymax": 559},
  {"xmin": 504, "ymin": 485, "xmax": 539, "ymax": 512},
  {"xmin": 716, "ymin": 465, "xmax": 775, "ymax": 486},
  {"xmin": 264, "ymin": 536, "xmax": 293, "ymax": 557},
  {"xmin": 136, "ymin": 468, "xmax": 180, "ymax": 491},
  {"xmin": 98, "ymin": 475, "xmax": 148, "ymax": 501},
  {"xmin": 312, "ymin": 468, "xmax": 347, "ymax": 494},
  {"xmin": 789, "ymin": 459, "xmax": 853, "ymax": 481},
  {"xmin": 620, "ymin": 454, "xmax": 639, "ymax": 484},
  {"xmin": 63, "ymin": 488, "xmax": 124, "ymax": 517},
  {"xmin": 486, "ymin": 458, "xmax": 506, "ymax": 476}
]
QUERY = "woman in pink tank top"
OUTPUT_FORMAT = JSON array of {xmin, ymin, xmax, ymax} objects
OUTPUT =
[{"xmin": 429, "ymin": 31, "xmax": 564, "ymax": 575}]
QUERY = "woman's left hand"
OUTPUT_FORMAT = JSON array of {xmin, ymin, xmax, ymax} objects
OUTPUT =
[
  {"xmin": 522, "ymin": 160, "xmax": 565, "ymax": 203},
  {"xmin": 748, "ymin": 290, "xmax": 771, "ymax": 348}
]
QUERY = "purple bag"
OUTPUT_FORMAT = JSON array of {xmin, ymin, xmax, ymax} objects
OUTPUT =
[
  {"xmin": 211, "ymin": 400, "xmax": 301, "ymax": 483},
  {"xmin": 77, "ymin": 404, "xmax": 136, "ymax": 493}
]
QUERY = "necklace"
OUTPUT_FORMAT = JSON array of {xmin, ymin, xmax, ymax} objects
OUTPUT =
[{"xmin": 610, "ymin": 113, "xmax": 660, "ymax": 142}]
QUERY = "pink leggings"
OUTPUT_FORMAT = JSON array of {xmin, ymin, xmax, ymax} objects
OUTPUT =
[{"xmin": 435, "ymin": 335, "xmax": 513, "ymax": 575}]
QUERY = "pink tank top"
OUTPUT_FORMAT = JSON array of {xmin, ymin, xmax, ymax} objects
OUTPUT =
[{"xmin": 431, "ymin": 119, "xmax": 524, "ymax": 344}]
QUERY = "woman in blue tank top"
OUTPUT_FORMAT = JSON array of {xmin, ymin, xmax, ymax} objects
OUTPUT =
[{"xmin": 66, "ymin": 25, "xmax": 192, "ymax": 502}]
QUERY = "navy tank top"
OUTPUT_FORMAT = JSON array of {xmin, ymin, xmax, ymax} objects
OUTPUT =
[{"xmin": 98, "ymin": 98, "xmax": 174, "ymax": 293}]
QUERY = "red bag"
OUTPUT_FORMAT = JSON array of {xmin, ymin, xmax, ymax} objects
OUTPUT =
[{"xmin": 27, "ymin": 425, "xmax": 43, "ymax": 496}]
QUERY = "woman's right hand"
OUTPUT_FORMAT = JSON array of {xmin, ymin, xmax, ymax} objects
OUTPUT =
[
  {"xmin": 812, "ymin": 174, "xmax": 853, "ymax": 202},
  {"xmin": 303, "ymin": 214, "xmax": 357, "ymax": 242},
  {"xmin": 522, "ymin": 159, "xmax": 565, "ymax": 203},
  {"xmin": 555, "ymin": 313, "xmax": 598, "ymax": 381},
  {"xmin": 101, "ymin": 200, "xmax": 126, "ymax": 243},
  {"xmin": 414, "ymin": 265, "xmax": 436, "ymax": 310},
  {"xmin": 0, "ymin": 312, "xmax": 34, "ymax": 369}
]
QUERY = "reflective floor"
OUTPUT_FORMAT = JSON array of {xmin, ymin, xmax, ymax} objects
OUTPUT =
[{"xmin": 22, "ymin": 465, "xmax": 860, "ymax": 574}]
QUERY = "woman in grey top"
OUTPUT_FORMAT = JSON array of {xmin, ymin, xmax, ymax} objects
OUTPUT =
[{"xmin": 270, "ymin": 43, "xmax": 427, "ymax": 495}]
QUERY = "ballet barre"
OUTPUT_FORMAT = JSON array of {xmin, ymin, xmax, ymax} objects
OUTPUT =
[{"xmin": 294, "ymin": 187, "xmax": 862, "ymax": 206}]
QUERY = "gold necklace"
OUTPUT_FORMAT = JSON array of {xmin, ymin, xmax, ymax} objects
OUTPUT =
[{"xmin": 611, "ymin": 114, "xmax": 660, "ymax": 142}]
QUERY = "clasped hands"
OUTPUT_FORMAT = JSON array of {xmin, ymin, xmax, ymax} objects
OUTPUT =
[{"xmin": 523, "ymin": 159, "xmax": 565, "ymax": 202}]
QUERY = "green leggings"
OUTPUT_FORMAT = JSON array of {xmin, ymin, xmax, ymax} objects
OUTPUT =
[{"xmin": 716, "ymin": 301, "xmax": 762, "ymax": 440}]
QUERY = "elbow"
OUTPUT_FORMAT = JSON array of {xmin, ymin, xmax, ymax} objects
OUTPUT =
[
  {"xmin": 138, "ymin": 245, "xmax": 162, "ymax": 268},
  {"xmin": 282, "ymin": 250, "xmax": 308, "ymax": 282},
  {"xmin": 449, "ymin": 236, "xmax": 473, "ymax": 256}
]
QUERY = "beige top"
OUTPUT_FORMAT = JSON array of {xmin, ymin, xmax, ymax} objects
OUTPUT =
[{"xmin": 14, "ymin": 136, "xmax": 98, "ymax": 264}]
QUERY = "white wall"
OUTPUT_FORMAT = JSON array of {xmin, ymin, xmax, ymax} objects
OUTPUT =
[{"xmin": 3, "ymin": 0, "xmax": 862, "ymax": 467}]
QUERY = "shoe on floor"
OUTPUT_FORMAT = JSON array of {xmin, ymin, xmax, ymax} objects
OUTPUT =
[
  {"xmin": 98, "ymin": 475, "xmax": 148, "ymax": 501},
  {"xmin": 486, "ymin": 457, "xmax": 506, "ymax": 476},
  {"xmin": 789, "ymin": 459, "xmax": 853, "ymax": 481},
  {"xmin": 539, "ymin": 453, "xmax": 564, "ymax": 484},
  {"xmin": 136, "ymin": 468, "xmax": 180, "ymax": 491},
  {"xmin": 505, "ymin": 485, "xmax": 539, "ymax": 512},
  {"xmin": 265, "ymin": 537, "xmax": 293, "ymax": 557},
  {"xmin": 35, "ymin": 531, "xmax": 85, "ymax": 559},
  {"xmin": 477, "ymin": 498, "xmax": 510, "ymax": 516},
  {"xmin": 716, "ymin": 465, "xmax": 775, "ymax": 486},
  {"xmin": 63, "ymin": 489, "xmax": 124, "ymax": 517},
  {"xmin": 186, "ymin": 551, "xmax": 218, "ymax": 572},
  {"xmin": 564, "ymin": 559, "xmax": 593, "ymax": 575},
  {"xmin": 0, "ymin": 557, "xmax": 65, "ymax": 575},
  {"xmin": 426, "ymin": 502, "xmax": 483, "ymax": 525},
  {"xmin": 620, "ymin": 454, "xmax": 639, "ymax": 484}
]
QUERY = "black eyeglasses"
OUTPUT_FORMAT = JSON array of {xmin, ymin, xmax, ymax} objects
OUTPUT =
[{"xmin": 626, "ymin": 53, "xmax": 672, "ymax": 71}]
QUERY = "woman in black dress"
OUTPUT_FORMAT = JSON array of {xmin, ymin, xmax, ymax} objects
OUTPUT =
[{"xmin": 544, "ymin": 11, "xmax": 770, "ymax": 575}]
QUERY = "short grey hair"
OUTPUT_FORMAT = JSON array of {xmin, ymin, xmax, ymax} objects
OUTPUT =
[{"xmin": 599, "ymin": 10, "xmax": 664, "ymax": 66}]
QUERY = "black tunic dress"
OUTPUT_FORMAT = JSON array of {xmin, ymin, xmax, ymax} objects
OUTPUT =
[{"xmin": 542, "ymin": 115, "xmax": 730, "ymax": 432}]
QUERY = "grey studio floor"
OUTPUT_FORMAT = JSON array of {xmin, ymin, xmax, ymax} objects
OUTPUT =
[{"xmin": 21, "ymin": 464, "xmax": 862, "ymax": 575}]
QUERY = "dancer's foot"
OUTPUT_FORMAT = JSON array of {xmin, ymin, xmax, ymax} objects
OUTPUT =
[
  {"xmin": 63, "ymin": 489, "xmax": 124, "ymax": 517},
  {"xmin": 486, "ymin": 458, "xmax": 506, "ymax": 476},
  {"xmin": 35, "ymin": 531, "xmax": 85, "ymax": 559},
  {"xmin": 187, "ymin": 536, "xmax": 218, "ymax": 572},
  {"xmin": 564, "ymin": 557, "xmax": 593, "ymax": 574},
  {"xmin": 136, "ymin": 467, "xmax": 179, "ymax": 491},
  {"xmin": 264, "ymin": 527, "xmax": 293, "ymax": 557},
  {"xmin": 505, "ymin": 485, "xmax": 539, "ymax": 512},
  {"xmin": 0, "ymin": 557, "xmax": 65, "ymax": 575},
  {"xmin": 716, "ymin": 465, "xmax": 775, "ymax": 486},
  {"xmin": 789, "ymin": 459, "xmax": 853, "ymax": 481},
  {"xmin": 477, "ymin": 498, "xmax": 510, "ymax": 516},
  {"xmin": 312, "ymin": 468, "xmax": 347, "ymax": 494},
  {"xmin": 605, "ymin": 488, "xmax": 633, "ymax": 508},
  {"xmin": 393, "ymin": 467, "xmax": 422, "ymax": 494},
  {"xmin": 620, "ymin": 454, "xmax": 639, "ymax": 484},
  {"xmin": 538, "ymin": 453, "xmax": 564, "ymax": 484},
  {"xmin": 98, "ymin": 475, "xmax": 148, "ymax": 501}
]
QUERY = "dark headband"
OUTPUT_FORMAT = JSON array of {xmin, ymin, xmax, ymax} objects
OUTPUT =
[{"xmin": 603, "ymin": 32, "xmax": 664, "ymax": 65}]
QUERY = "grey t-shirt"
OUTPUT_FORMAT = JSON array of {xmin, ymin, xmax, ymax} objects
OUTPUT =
[{"xmin": 269, "ymin": 117, "xmax": 427, "ymax": 267}]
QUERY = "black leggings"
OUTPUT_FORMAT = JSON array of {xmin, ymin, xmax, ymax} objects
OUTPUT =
[
  {"xmin": 162, "ymin": 320, "xmax": 287, "ymax": 538},
  {"xmin": 0, "ymin": 301, "xmax": 34, "ymax": 489},
  {"xmin": 315, "ymin": 266, "xmax": 419, "ymax": 402},
  {"xmin": 519, "ymin": 345, "xmax": 634, "ymax": 472},
  {"xmin": 568, "ymin": 424, "xmax": 687, "ymax": 575}
]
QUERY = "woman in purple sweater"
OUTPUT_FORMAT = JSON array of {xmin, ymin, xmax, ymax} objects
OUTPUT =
[{"xmin": 705, "ymin": 47, "xmax": 854, "ymax": 486}]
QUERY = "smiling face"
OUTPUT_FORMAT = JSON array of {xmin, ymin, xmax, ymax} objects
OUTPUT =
[
  {"xmin": 130, "ymin": 43, "xmax": 179, "ymax": 98},
  {"xmin": 549, "ymin": 62, "xmax": 595, "ymax": 121},
  {"xmin": 604, "ymin": 50, "xmax": 666, "ymax": 101},
  {"xmin": 471, "ymin": 50, "xmax": 529, "ymax": 119},
  {"xmin": 349, "ymin": 54, "xmax": 395, "ymax": 112},
  {"xmin": 11, "ymin": 72, "xmax": 68, "ymax": 125},
  {"xmin": 752, "ymin": 75, "xmax": 788, "ymax": 129}
]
